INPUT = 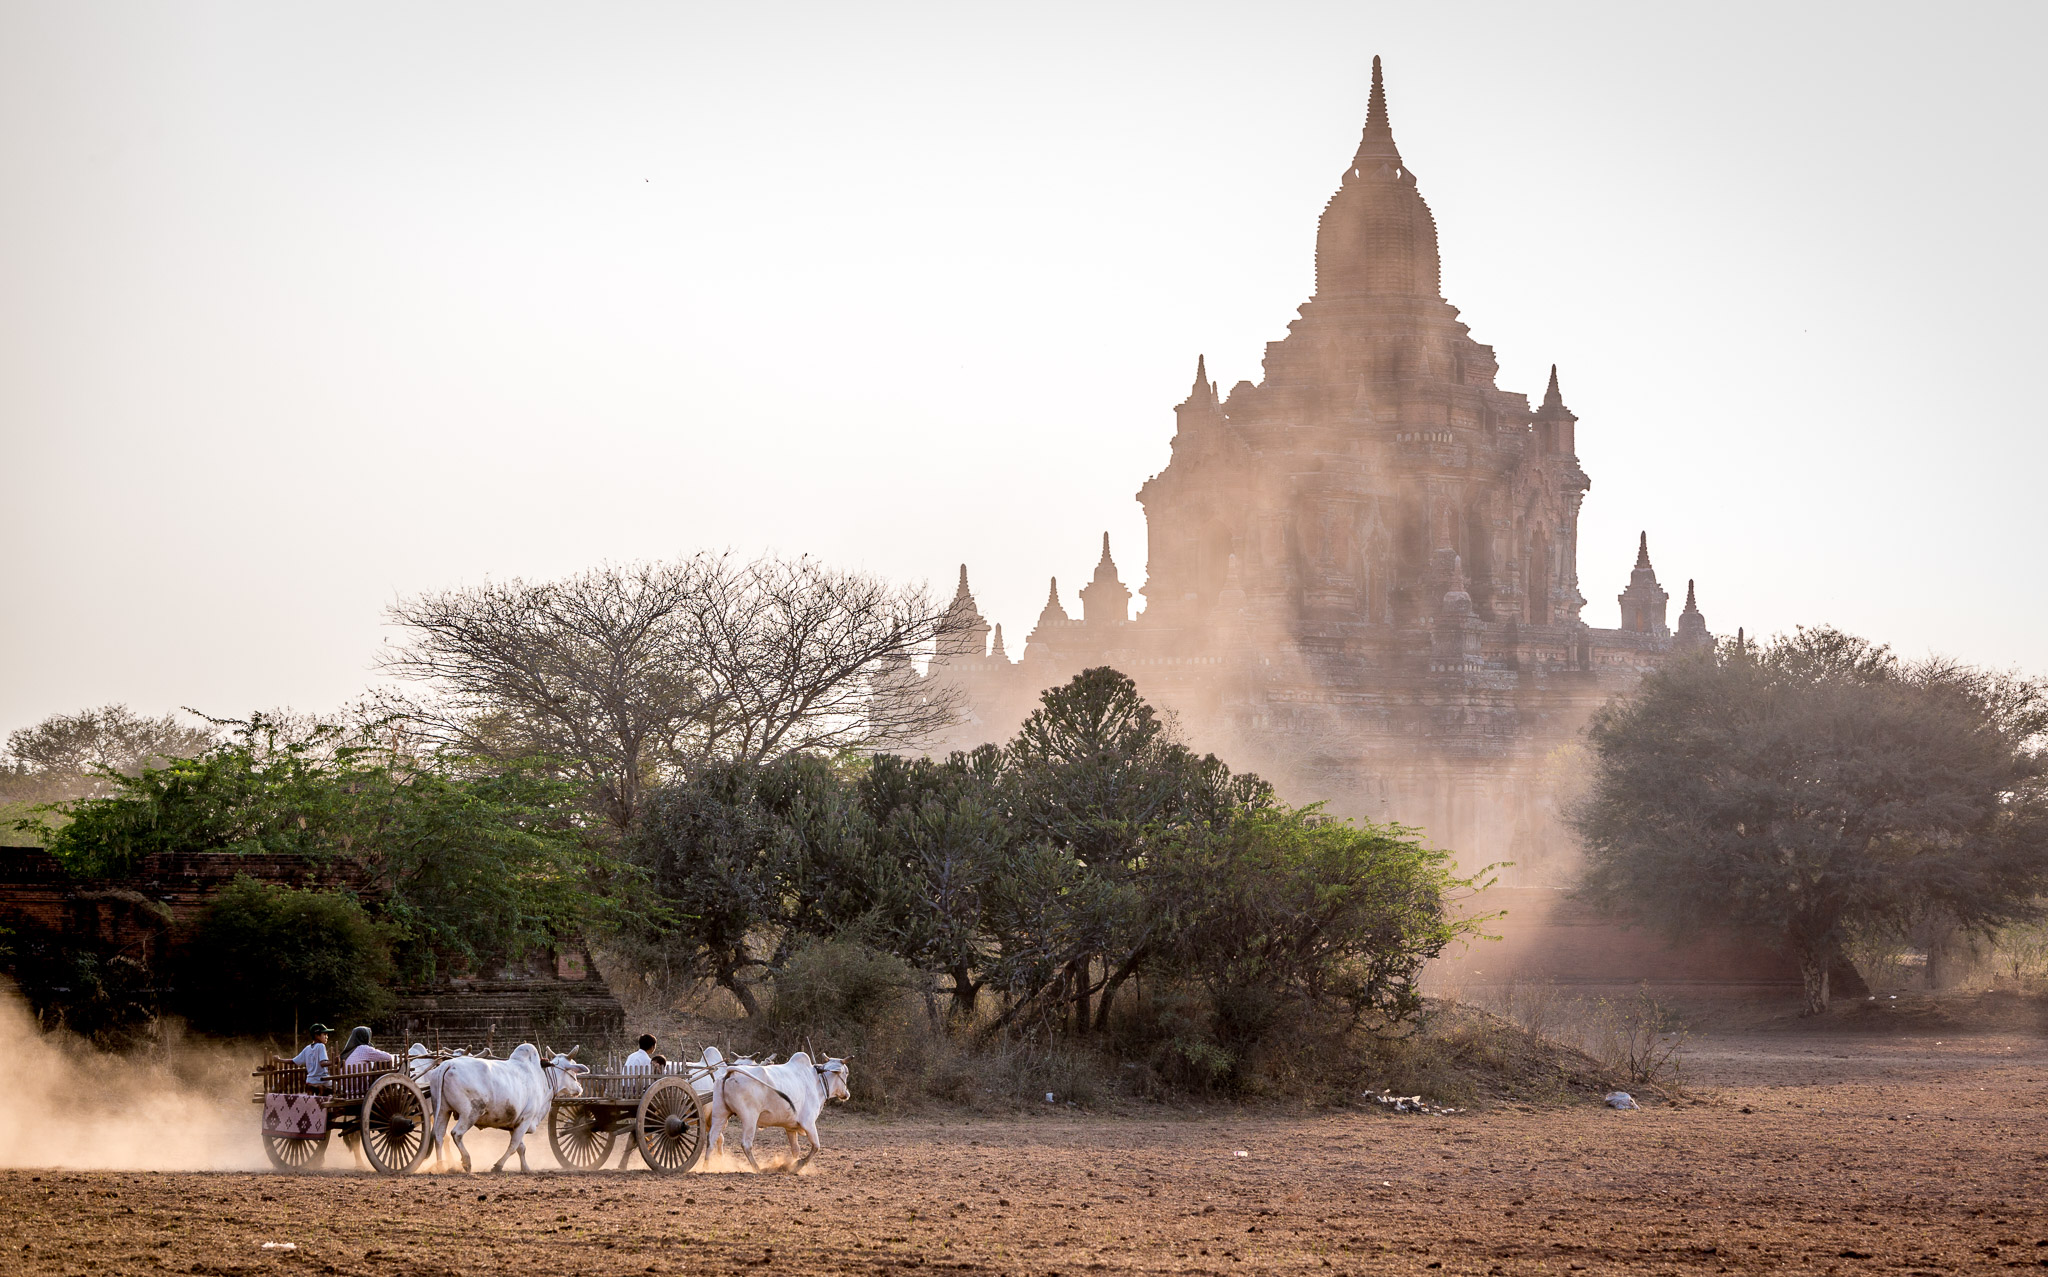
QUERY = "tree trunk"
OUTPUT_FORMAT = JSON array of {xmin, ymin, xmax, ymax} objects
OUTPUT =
[
  {"xmin": 947, "ymin": 966, "xmax": 979, "ymax": 1020},
  {"xmin": 1093, "ymin": 945, "xmax": 1149, "ymax": 1034},
  {"xmin": 1069, "ymin": 958, "xmax": 1091, "ymax": 1036},
  {"xmin": 1797, "ymin": 947, "xmax": 1830, "ymax": 1017},
  {"xmin": 718, "ymin": 964, "xmax": 762, "ymax": 1018}
]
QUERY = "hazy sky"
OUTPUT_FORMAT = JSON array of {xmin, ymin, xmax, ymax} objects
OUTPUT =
[{"xmin": 4, "ymin": 2, "xmax": 2045, "ymax": 738}]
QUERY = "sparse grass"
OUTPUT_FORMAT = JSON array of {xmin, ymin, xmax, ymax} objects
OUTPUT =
[{"xmin": 1466, "ymin": 978, "xmax": 1687, "ymax": 1092}]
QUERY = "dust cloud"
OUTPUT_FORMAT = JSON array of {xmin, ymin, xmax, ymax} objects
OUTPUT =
[{"xmin": 0, "ymin": 987, "xmax": 262, "ymax": 1170}]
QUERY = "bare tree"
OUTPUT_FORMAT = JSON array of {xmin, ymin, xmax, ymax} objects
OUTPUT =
[
  {"xmin": 686, "ymin": 555, "xmax": 960, "ymax": 766},
  {"xmin": 381, "ymin": 553, "xmax": 961, "ymax": 831},
  {"xmin": 381, "ymin": 559, "xmax": 714, "ymax": 832},
  {"xmin": 2, "ymin": 705, "xmax": 217, "ymax": 803}
]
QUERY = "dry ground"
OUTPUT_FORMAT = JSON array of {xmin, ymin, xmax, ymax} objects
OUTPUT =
[{"xmin": 5, "ymin": 1019, "xmax": 2046, "ymax": 1277}]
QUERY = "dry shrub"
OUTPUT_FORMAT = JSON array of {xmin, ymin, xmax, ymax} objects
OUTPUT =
[
  {"xmin": 1467, "ymin": 979, "xmax": 1686, "ymax": 1090},
  {"xmin": 756, "ymin": 941, "xmax": 1119, "ymax": 1112}
]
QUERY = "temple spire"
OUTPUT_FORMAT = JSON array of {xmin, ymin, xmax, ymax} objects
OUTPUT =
[
  {"xmin": 1618, "ymin": 533, "xmax": 1669, "ymax": 636},
  {"xmin": 1351, "ymin": 54, "xmax": 1403, "ymax": 170},
  {"xmin": 1185, "ymin": 354, "xmax": 1217, "ymax": 408},
  {"xmin": 936, "ymin": 563, "xmax": 989, "ymax": 659},
  {"xmin": 1038, "ymin": 576, "xmax": 1069, "ymax": 624},
  {"xmin": 1081, "ymin": 533, "xmax": 1132, "ymax": 625},
  {"xmin": 989, "ymin": 622, "xmax": 1007, "ymax": 661},
  {"xmin": 1676, "ymin": 578, "xmax": 1712, "ymax": 649}
]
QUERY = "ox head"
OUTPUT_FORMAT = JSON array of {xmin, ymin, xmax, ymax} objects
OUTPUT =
[
  {"xmin": 538, "ymin": 1044, "xmax": 590, "ymax": 1098},
  {"xmin": 816, "ymin": 1056, "xmax": 851, "ymax": 1103}
]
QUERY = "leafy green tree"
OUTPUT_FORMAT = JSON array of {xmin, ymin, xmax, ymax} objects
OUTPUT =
[
  {"xmin": 847, "ymin": 749, "xmax": 1014, "ymax": 1018},
  {"xmin": 1000, "ymin": 667, "xmax": 1272, "ymax": 1033},
  {"xmin": 177, "ymin": 876, "xmax": 393, "ymax": 1037},
  {"xmin": 38, "ymin": 714, "xmax": 603, "ymax": 987},
  {"xmin": 625, "ymin": 760, "xmax": 790, "ymax": 1016},
  {"xmin": 2, "ymin": 704, "xmax": 216, "ymax": 812},
  {"xmin": 1150, "ymin": 808, "xmax": 1487, "ymax": 1067},
  {"xmin": 1573, "ymin": 628, "xmax": 2048, "ymax": 1014},
  {"xmin": 36, "ymin": 716, "xmax": 350, "ymax": 877}
]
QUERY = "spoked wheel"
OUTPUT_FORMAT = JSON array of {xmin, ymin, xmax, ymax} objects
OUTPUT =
[
  {"xmin": 359, "ymin": 1075, "xmax": 431, "ymax": 1175},
  {"xmin": 548, "ymin": 1104, "xmax": 616, "ymax": 1171},
  {"xmin": 262, "ymin": 1129, "xmax": 329, "ymax": 1172},
  {"xmin": 634, "ymin": 1077, "xmax": 707, "ymax": 1173}
]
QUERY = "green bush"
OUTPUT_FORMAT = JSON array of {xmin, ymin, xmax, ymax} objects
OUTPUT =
[{"xmin": 176, "ymin": 876, "xmax": 393, "ymax": 1037}]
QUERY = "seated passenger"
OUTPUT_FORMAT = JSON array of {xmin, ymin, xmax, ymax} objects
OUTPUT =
[
  {"xmin": 277, "ymin": 1023, "xmax": 334, "ymax": 1090},
  {"xmin": 339, "ymin": 1025, "xmax": 396, "ymax": 1069}
]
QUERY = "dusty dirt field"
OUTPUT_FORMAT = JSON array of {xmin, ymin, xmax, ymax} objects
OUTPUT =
[{"xmin": 4, "ymin": 1024, "xmax": 2046, "ymax": 1277}]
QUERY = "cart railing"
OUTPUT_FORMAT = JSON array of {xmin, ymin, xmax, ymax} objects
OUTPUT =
[
  {"xmin": 252, "ymin": 1058, "xmax": 403, "ymax": 1104},
  {"xmin": 560, "ymin": 1059, "xmax": 716, "ymax": 1104}
]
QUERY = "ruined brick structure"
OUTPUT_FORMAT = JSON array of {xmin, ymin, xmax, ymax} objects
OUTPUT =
[{"xmin": 924, "ymin": 59, "xmax": 1713, "ymax": 883}]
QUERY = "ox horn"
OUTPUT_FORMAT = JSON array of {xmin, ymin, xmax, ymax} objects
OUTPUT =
[{"xmin": 566, "ymin": 1044, "xmax": 583, "ymax": 1058}]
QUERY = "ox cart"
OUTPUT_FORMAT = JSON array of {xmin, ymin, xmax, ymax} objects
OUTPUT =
[
  {"xmin": 254, "ymin": 1057, "xmax": 431, "ymax": 1175},
  {"xmin": 546, "ymin": 1059, "xmax": 712, "ymax": 1173}
]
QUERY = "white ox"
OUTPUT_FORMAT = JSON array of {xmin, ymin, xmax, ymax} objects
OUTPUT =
[
  {"xmin": 708, "ymin": 1052, "xmax": 850, "ymax": 1172},
  {"xmin": 427, "ymin": 1043, "xmax": 588, "ymax": 1173}
]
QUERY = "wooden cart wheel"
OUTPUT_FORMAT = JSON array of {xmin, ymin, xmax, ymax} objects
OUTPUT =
[
  {"xmin": 359, "ymin": 1075, "xmax": 431, "ymax": 1175},
  {"xmin": 634, "ymin": 1077, "xmax": 707, "ymax": 1173},
  {"xmin": 548, "ymin": 1104, "xmax": 616, "ymax": 1171},
  {"xmin": 262, "ymin": 1128, "xmax": 329, "ymax": 1172}
]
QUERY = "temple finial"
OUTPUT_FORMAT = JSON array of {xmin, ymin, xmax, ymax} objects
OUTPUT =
[
  {"xmin": 1635, "ymin": 531, "xmax": 1652, "ymax": 571},
  {"xmin": 1098, "ymin": 531, "xmax": 1113, "ymax": 565},
  {"xmin": 1366, "ymin": 55, "xmax": 1388, "ymax": 136},
  {"xmin": 1683, "ymin": 579, "xmax": 1699, "ymax": 613},
  {"xmin": 953, "ymin": 563, "xmax": 971, "ymax": 602},
  {"xmin": 990, "ymin": 622, "xmax": 1007, "ymax": 660},
  {"xmin": 1187, "ymin": 354, "xmax": 1216, "ymax": 406},
  {"xmin": 1544, "ymin": 364, "xmax": 1562, "ymax": 406},
  {"xmin": 1347, "ymin": 53, "xmax": 1403, "ymax": 172}
]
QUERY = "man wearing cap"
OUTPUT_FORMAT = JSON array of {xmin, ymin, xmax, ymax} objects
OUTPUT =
[{"xmin": 280, "ymin": 1024, "xmax": 335, "ymax": 1092}]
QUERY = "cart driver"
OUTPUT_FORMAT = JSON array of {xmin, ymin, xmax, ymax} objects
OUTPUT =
[
  {"xmin": 623, "ymin": 1033, "xmax": 657, "ymax": 1072},
  {"xmin": 277, "ymin": 1023, "xmax": 334, "ymax": 1092},
  {"xmin": 616, "ymin": 1033, "xmax": 659, "ymax": 1168}
]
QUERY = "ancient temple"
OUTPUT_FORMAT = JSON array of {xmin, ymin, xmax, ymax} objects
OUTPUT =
[{"xmin": 923, "ymin": 58, "xmax": 1711, "ymax": 882}]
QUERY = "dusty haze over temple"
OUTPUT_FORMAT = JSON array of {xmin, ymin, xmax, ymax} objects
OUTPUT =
[{"xmin": 924, "ymin": 59, "xmax": 1709, "ymax": 881}]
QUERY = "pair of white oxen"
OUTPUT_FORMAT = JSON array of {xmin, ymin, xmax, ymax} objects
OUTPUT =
[{"xmin": 408, "ymin": 1043, "xmax": 850, "ymax": 1174}]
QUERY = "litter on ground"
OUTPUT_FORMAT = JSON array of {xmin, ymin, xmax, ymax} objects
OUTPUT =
[
  {"xmin": 1362, "ymin": 1089, "xmax": 1463, "ymax": 1115},
  {"xmin": 1605, "ymin": 1092, "xmax": 1639, "ymax": 1109}
]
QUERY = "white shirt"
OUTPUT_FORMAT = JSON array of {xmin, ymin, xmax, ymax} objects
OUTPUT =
[
  {"xmin": 344, "ymin": 1045, "xmax": 395, "ymax": 1068},
  {"xmin": 291, "ymin": 1042, "xmax": 331, "ymax": 1084},
  {"xmin": 623, "ymin": 1049, "xmax": 652, "ymax": 1073}
]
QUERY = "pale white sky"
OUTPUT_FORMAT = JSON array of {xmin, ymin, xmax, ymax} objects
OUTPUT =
[{"xmin": 3, "ymin": 2, "xmax": 2045, "ymax": 738}]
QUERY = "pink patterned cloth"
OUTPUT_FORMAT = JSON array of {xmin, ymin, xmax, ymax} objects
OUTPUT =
[{"xmin": 263, "ymin": 1092, "xmax": 327, "ymax": 1137}]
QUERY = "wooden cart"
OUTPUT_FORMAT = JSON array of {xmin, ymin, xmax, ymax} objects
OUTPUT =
[
  {"xmin": 254, "ymin": 1057, "xmax": 432, "ymax": 1175},
  {"xmin": 546, "ymin": 1060, "xmax": 711, "ymax": 1173}
]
